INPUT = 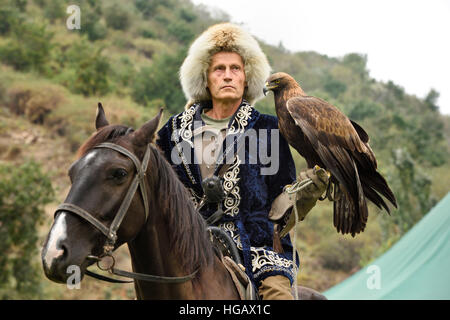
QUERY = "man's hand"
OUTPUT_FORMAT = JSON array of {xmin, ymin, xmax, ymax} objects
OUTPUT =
[
  {"xmin": 272, "ymin": 166, "xmax": 331, "ymax": 239},
  {"xmin": 297, "ymin": 165, "xmax": 330, "ymax": 201}
]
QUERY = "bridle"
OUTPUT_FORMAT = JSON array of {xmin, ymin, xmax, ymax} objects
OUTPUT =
[{"xmin": 54, "ymin": 142, "xmax": 198, "ymax": 284}]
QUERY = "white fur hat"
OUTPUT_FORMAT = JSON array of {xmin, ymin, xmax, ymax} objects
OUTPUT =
[{"xmin": 179, "ymin": 23, "xmax": 271, "ymax": 105}]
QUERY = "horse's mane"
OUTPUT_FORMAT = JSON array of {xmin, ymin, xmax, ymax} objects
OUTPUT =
[
  {"xmin": 76, "ymin": 125, "xmax": 214, "ymax": 273},
  {"xmin": 146, "ymin": 144, "xmax": 215, "ymax": 272}
]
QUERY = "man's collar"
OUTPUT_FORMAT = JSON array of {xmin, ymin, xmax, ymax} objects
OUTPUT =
[{"xmin": 192, "ymin": 99, "xmax": 250, "ymax": 129}]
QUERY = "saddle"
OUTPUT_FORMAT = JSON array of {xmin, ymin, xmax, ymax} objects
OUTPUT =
[{"xmin": 207, "ymin": 226, "xmax": 258, "ymax": 300}]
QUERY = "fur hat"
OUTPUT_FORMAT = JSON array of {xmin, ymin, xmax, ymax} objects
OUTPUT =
[{"xmin": 179, "ymin": 23, "xmax": 271, "ymax": 105}]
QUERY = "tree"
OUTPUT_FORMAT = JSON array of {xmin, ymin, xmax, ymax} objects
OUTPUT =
[
  {"xmin": 73, "ymin": 48, "xmax": 111, "ymax": 96},
  {"xmin": 342, "ymin": 53, "xmax": 368, "ymax": 80},
  {"xmin": 104, "ymin": 2, "xmax": 132, "ymax": 31},
  {"xmin": 0, "ymin": 161, "xmax": 54, "ymax": 299},
  {"xmin": 0, "ymin": 19, "xmax": 53, "ymax": 73},
  {"xmin": 79, "ymin": 6, "xmax": 108, "ymax": 41},
  {"xmin": 323, "ymin": 75, "xmax": 347, "ymax": 98},
  {"xmin": 61, "ymin": 40, "xmax": 111, "ymax": 96},
  {"xmin": 424, "ymin": 89, "xmax": 440, "ymax": 112},
  {"xmin": 132, "ymin": 48, "xmax": 187, "ymax": 113},
  {"xmin": 387, "ymin": 148, "xmax": 435, "ymax": 235}
]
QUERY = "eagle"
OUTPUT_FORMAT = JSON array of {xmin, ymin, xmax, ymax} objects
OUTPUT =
[{"xmin": 264, "ymin": 72, "xmax": 397, "ymax": 236}]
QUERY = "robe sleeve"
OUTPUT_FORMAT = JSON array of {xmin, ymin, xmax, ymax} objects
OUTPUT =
[
  {"xmin": 156, "ymin": 116, "xmax": 175, "ymax": 164},
  {"xmin": 266, "ymin": 129, "xmax": 296, "ymax": 209}
]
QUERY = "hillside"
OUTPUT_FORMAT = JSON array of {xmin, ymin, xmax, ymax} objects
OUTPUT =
[{"xmin": 0, "ymin": 0, "xmax": 448, "ymax": 299}]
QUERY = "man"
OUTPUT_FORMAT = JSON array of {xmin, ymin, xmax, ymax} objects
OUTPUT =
[{"xmin": 156, "ymin": 23, "xmax": 328, "ymax": 299}]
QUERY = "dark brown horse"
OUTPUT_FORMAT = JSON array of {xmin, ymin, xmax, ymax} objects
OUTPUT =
[
  {"xmin": 41, "ymin": 106, "xmax": 239, "ymax": 299},
  {"xmin": 41, "ymin": 104, "xmax": 327, "ymax": 300}
]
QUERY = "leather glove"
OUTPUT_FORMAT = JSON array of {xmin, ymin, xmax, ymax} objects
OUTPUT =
[
  {"xmin": 296, "ymin": 165, "xmax": 330, "ymax": 201},
  {"xmin": 294, "ymin": 166, "xmax": 330, "ymax": 222},
  {"xmin": 276, "ymin": 166, "xmax": 330, "ymax": 240}
]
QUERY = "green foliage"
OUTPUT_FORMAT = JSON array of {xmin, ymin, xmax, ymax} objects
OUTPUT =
[
  {"xmin": 73, "ymin": 49, "xmax": 111, "ymax": 96},
  {"xmin": 104, "ymin": 2, "xmax": 133, "ymax": 31},
  {"xmin": 323, "ymin": 75, "xmax": 347, "ymax": 98},
  {"xmin": 0, "ymin": 5, "xmax": 21, "ymax": 35},
  {"xmin": 387, "ymin": 80, "xmax": 405, "ymax": 100},
  {"xmin": 387, "ymin": 148, "xmax": 436, "ymax": 235},
  {"xmin": 348, "ymin": 100, "xmax": 382, "ymax": 120},
  {"xmin": 316, "ymin": 237, "xmax": 363, "ymax": 272},
  {"xmin": 140, "ymin": 28, "xmax": 156, "ymax": 39},
  {"xmin": 55, "ymin": 40, "xmax": 111, "ymax": 96},
  {"xmin": 167, "ymin": 20, "xmax": 195, "ymax": 44},
  {"xmin": 0, "ymin": 161, "xmax": 54, "ymax": 299},
  {"xmin": 342, "ymin": 53, "xmax": 368, "ymax": 79},
  {"xmin": 135, "ymin": 0, "xmax": 170, "ymax": 18},
  {"xmin": 132, "ymin": 49, "xmax": 187, "ymax": 113},
  {"xmin": 79, "ymin": 7, "xmax": 108, "ymax": 41},
  {"xmin": 410, "ymin": 114, "xmax": 447, "ymax": 166},
  {"xmin": 111, "ymin": 55, "xmax": 137, "ymax": 88},
  {"xmin": 10, "ymin": 0, "xmax": 27, "ymax": 12},
  {"xmin": 178, "ymin": 7, "xmax": 197, "ymax": 22},
  {"xmin": 0, "ymin": 19, "xmax": 53, "ymax": 73},
  {"xmin": 42, "ymin": 0, "xmax": 65, "ymax": 23},
  {"xmin": 133, "ymin": 38, "xmax": 169, "ymax": 59},
  {"xmin": 424, "ymin": 89, "xmax": 440, "ymax": 112}
]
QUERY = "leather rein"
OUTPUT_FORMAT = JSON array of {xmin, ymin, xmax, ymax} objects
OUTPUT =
[{"xmin": 54, "ymin": 142, "xmax": 198, "ymax": 284}]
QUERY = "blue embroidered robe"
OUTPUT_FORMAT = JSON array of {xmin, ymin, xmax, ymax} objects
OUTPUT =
[{"xmin": 156, "ymin": 100, "xmax": 299, "ymax": 287}]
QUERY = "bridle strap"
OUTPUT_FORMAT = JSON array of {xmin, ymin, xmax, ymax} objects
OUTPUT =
[
  {"xmin": 55, "ymin": 203, "xmax": 110, "ymax": 238},
  {"xmin": 55, "ymin": 143, "xmax": 152, "ymax": 245},
  {"xmin": 84, "ymin": 266, "xmax": 199, "ymax": 284},
  {"xmin": 112, "ymin": 266, "xmax": 198, "ymax": 283},
  {"xmin": 55, "ymin": 142, "xmax": 198, "ymax": 284},
  {"xmin": 94, "ymin": 142, "xmax": 150, "ymax": 221}
]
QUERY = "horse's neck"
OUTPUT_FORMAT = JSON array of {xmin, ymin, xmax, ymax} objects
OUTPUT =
[
  {"xmin": 128, "ymin": 231, "xmax": 239, "ymax": 300},
  {"xmin": 127, "ymin": 150, "xmax": 239, "ymax": 299},
  {"xmin": 127, "ymin": 203, "xmax": 194, "ymax": 299}
]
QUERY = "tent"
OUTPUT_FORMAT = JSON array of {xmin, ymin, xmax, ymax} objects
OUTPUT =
[{"xmin": 324, "ymin": 192, "xmax": 450, "ymax": 300}]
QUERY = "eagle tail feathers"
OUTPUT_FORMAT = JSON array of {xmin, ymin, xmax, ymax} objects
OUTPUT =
[{"xmin": 361, "ymin": 171, "xmax": 398, "ymax": 210}]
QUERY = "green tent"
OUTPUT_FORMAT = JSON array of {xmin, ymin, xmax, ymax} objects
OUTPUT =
[{"xmin": 324, "ymin": 192, "xmax": 450, "ymax": 300}]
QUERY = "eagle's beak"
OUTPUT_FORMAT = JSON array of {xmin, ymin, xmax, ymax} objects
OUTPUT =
[{"xmin": 263, "ymin": 82, "xmax": 277, "ymax": 96}]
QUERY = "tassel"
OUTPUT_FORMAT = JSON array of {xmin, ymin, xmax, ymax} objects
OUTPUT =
[{"xmin": 272, "ymin": 224, "xmax": 284, "ymax": 254}]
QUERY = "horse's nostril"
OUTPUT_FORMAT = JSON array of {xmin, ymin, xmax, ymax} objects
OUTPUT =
[
  {"xmin": 55, "ymin": 241, "xmax": 70, "ymax": 264},
  {"xmin": 60, "ymin": 244, "xmax": 68, "ymax": 259}
]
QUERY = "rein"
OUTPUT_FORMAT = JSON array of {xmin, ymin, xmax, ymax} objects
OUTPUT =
[{"xmin": 54, "ymin": 142, "xmax": 198, "ymax": 284}]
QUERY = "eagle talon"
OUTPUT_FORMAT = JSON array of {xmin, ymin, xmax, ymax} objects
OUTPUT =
[{"xmin": 313, "ymin": 165, "xmax": 331, "ymax": 179}]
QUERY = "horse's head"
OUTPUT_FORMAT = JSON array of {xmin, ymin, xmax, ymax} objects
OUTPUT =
[{"xmin": 42, "ymin": 103, "xmax": 163, "ymax": 284}]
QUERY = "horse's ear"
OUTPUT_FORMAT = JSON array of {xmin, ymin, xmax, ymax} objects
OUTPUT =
[
  {"xmin": 132, "ymin": 108, "xmax": 164, "ymax": 147},
  {"xmin": 96, "ymin": 102, "xmax": 109, "ymax": 130}
]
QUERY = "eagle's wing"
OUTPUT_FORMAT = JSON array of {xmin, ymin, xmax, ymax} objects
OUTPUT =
[
  {"xmin": 285, "ymin": 95, "xmax": 397, "ymax": 235},
  {"xmin": 286, "ymin": 96, "xmax": 371, "ymax": 156},
  {"xmin": 286, "ymin": 96, "xmax": 370, "ymax": 235}
]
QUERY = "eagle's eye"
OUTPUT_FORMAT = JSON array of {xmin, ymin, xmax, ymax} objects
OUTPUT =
[{"xmin": 275, "ymin": 80, "xmax": 280, "ymax": 84}]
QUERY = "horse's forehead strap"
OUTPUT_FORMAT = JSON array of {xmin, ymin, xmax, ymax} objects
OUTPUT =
[{"xmin": 94, "ymin": 142, "xmax": 143, "ymax": 171}]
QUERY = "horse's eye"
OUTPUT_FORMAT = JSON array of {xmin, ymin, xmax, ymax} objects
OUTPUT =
[{"xmin": 112, "ymin": 168, "xmax": 128, "ymax": 180}]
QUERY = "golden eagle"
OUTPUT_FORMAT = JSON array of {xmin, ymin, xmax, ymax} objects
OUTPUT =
[{"xmin": 264, "ymin": 72, "xmax": 397, "ymax": 236}]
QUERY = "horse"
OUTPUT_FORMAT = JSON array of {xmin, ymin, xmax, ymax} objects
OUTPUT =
[
  {"xmin": 41, "ymin": 105, "xmax": 241, "ymax": 299},
  {"xmin": 41, "ymin": 104, "xmax": 327, "ymax": 300}
]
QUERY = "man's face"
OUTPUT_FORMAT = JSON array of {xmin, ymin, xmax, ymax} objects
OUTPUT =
[{"xmin": 207, "ymin": 51, "xmax": 247, "ymax": 104}]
